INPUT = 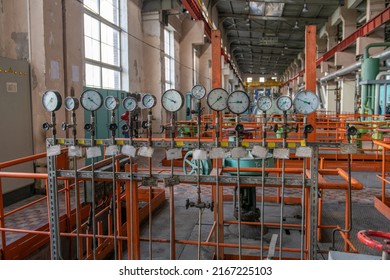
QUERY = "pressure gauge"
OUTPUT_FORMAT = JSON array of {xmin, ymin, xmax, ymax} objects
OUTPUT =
[
  {"xmin": 257, "ymin": 96, "xmax": 272, "ymax": 112},
  {"xmin": 293, "ymin": 90, "xmax": 319, "ymax": 115},
  {"xmin": 162, "ymin": 89, "xmax": 184, "ymax": 112},
  {"xmin": 42, "ymin": 90, "xmax": 62, "ymax": 112},
  {"xmin": 207, "ymin": 88, "xmax": 228, "ymax": 111},
  {"xmin": 122, "ymin": 96, "xmax": 138, "ymax": 112},
  {"xmin": 80, "ymin": 90, "xmax": 103, "ymax": 111},
  {"xmin": 141, "ymin": 94, "xmax": 157, "ymax": 109},
  {"xmin": 104, "ymin": 96, "xmax": 119, "ymax": 111},
  {"xmin": 227, "ymin": 90, "xmax": 250, "ymax": 115},
  {"xmin": 191, "ymin": 84, "xmax": 206, "ymax": 100},
  {"xmin": 64, "ymin": 97, "xmax": 79, "ymax": 111},
  {"xmin": 276, "ymin": 95, "xmax": 292, "ymax": 112}
]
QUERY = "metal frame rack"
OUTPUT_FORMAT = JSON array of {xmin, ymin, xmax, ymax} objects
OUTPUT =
[{"xmin": 44, "ymin": 135, "xmax": 349, "ymax": 260}]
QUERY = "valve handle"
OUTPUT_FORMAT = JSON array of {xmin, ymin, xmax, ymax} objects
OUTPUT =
[
  {"xmin": 61, "ymin": 122, "xmax": 69, "ymax": 131},
  {"xmin": 109, "ymin": 123, "xmax": 118, "ymax": 131},
  {"xmin": 84, "ymin": 123, "xmax": 92, "ymax": 131},
  {"xmin": 121, "ymin": 124, "xmax": 129, "ymax": 133},
  {"xmin": 141, "ymin": 120, "xmax": 148, "ymax": 129},
  {"xmin": 357, "ymin": 230, "xmax": 390, "ymax": 253},
  {"xmin": 42, "ymin": 122, "xmax": 51, "ymax": 131}
]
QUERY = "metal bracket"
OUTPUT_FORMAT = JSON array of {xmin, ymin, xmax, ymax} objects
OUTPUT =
[
  {"xmin": 142, "ymin": 176, "xmax": 157, "ymax": 187},
  {"xmin": 164, "ymin": 176, "xmax": 180, "ymax": 187}
]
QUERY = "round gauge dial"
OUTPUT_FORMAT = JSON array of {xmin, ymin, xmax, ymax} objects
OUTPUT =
[
  {"xmin": 162, "ymin": 89, "xmax": 184, "ymax": 112},
  {"xmin": 104, "ymin": 96, "xmax": 119, "ymax": 111},
  {"xmin": 141, "ymin": 94, "xmax": 157, "ymax": 109},
  {"xmin": 122, "ymin": 96, "xmax": 138, "ymax": 112},
  {"xmin": 227, "ymin": 90, "xmax": 250, "ymax": 115},
  {"xmin": 42, "ymin": 90, "xmax": 62, "ymax": 112},
  {"xmin": 191, "ymin": 84, "xmax": 206, "ymax": 100},
  {"xmin": 206, "ymin": 88, "xmax": 228, "ymax": 111},
  {"xmin": 257, "ymin": 96, "xmax": 272, "ymax": 112},
  {"xmin": 293, "ymin": 90, "xmax": 319, "ymax": 115},
  {"xmin": 276, "ymin": 95, "xmax": 292, "ymax": 112},
  {"xmin": 80, "ymin": 90, "xmax": 103, "ymax": 111},
  {"xmin": 64, "ymin": 97, "xmax": 79, "ymax": 111}
]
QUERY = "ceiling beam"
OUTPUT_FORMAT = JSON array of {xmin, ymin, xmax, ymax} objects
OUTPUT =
[{"xmin": 219, "ymin": 13, "xmax": 329, "ymax": 24}]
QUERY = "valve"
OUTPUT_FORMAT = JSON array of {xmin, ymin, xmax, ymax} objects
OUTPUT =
[
  {"xmin": 185, "ymin": 198, "xmax": 214, "ymax": 211},
  {"xmin": 121, "ymin": 124, "xmax": 129, "ymax": 133},
  {"xmin": 42, "ymin": 122, "xmax": 51, "ymax": 131},
  {"xmin": 141, "ymin": 120, "xmax": 149, "ymax": 129},
  {"xmin": 235, "ymin": 123, "xmax": 245, "ymax": 134},
  {"xmin": 347, "ymin": 125, "xmax": 357, "ymax": 137},
  {"xmin": 61, "ymin": 122, "xmax": 73, "ymax": 131},
  {"xmin": 120, "ymin": 111, "xmax": 129, "ymax": 121},
  {"xmin": 304, "ymin": 124, "xmax": 314, "ymax": 139},
  {"xmin": 109, "ymin": 123, "xmax": 118, "ymax": 131},
  {"xmin": 84, "ymin": 123, "xmax": 93, "ymax": 132},
  {"xmin": 272, "ymin": 124, "xmax": 279, "ymax": 133}
]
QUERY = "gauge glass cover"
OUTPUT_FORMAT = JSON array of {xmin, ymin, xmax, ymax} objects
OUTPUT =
[
  {"xmin": 276, "ymin": 95, "xmax": 292, "ymax": 112},
  {"xmin": 227, "ymin": 90, "xmax": 250, "ymax": 115},
  {"xmin": 162, "ymin": 89, "xmax": 184, "ymax": 112},
  {"xmin": 80, "ymin": 90, "xmax": 103, "ymax": 111},
  {"xmin": 257, "ymin": 96, "xmax": 272, "ymax": 112},
  {"xmin": 64, "ymin": 97, "xmax": 79, "ymax": 111},
  {"xmin": 104, "ymin": 96, "xmax": 119, "ymax": 111},
  {"xmin": 191, "ymin": 84, "xmax": 206, "ymax": 100},
  {"xmin": 42, "ymin": 90, "xmax": 62, "ymax": 112},
  {"xmin": 122, "ymin": 96, "xmax": 137, "ymax": 112},
  {"xmin": 293, "ymin": 90, "xmax": 319, "ymax": 114},
  {"xmin": 206, "ymin": 88, "xmax": 228, "ymax": 111},
  {"xmin": 141, "ymin": 94, "xmax": 157, "ymax": 109}
]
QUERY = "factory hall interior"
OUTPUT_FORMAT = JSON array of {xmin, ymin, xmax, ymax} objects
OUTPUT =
[{"xmin": 1, "ymin": 0, "xmax": 390, "ymax": 261}]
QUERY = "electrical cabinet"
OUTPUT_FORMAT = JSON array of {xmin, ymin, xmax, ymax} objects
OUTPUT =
[{"xmin": 0, "ymin": 57, "xmax": 34, "ymax": 195}]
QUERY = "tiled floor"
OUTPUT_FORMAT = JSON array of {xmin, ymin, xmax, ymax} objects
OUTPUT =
[{"xmin": 1, "ymin": 147, "xmax": 388, "ymax": 258}]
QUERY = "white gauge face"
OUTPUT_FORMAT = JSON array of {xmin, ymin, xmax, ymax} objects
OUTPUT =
[
  {"xmin": 122, "ymin": 96, "xmax": 137, "ymax": 112},
  {"xmin": 227, "ymin": 90, "xmax": 250, "ymax": 115},
  {"xmin": 104, "ymin": 96, "xmax": 119, "ymax": 111},
  {"xmin": 257, "ymin": 96, "xmax": 272, "ymax": 112},
  {"xmin": 293, "ymin": 90, "xmax": 319, "ymax": 114},
  {"xmin": 162, "ymin": 89, "xmax": 184, "ymax": 112},
  {"xmin": 42, "ymin": 90, "xmax": 62, "ymax": 112},
  {"xmin": 64, "ymin": 97, "xmax": 79, "ymax": 111},
  {"xmin": 276, "ymin": 95, "xmax": 292, "ymax": 112},
  {"xmin": 191, "ymin": 84, "xmax": 206, "ymax": 100},
  {"xmin": 142, "ymin": 94, "xmax": 157, "ymax": 109},
  {"xmin": 207, "ymin": 88, "xmax": 228, "ymax": 111},
  {"xmin": 80, "ymin": 90, "xmax": 103, "ymax": 111}
]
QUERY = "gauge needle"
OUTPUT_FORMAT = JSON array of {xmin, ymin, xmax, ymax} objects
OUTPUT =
[
  {"xmin": 211, "ymin": 96, "xmax": 222, "ymax": 106},
  {"xmin": 229, "ymin": 100, "xmax": 242, "ymax": 104},
  {"xmin": 109, "ymin": 100, "xmax": 115, "ymax": 106},
  {"xmin": 88, "ymin": 97, "xmax": 99, "ymax": 106},
  {"xmin": 297, "ymin": 98, "xmax": 310, "ymax": 105},
  {"xmin": 164, "ymin": 97, "xmax": 176, "ymax": 103}
]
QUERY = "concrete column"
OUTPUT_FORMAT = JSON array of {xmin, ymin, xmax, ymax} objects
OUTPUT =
[
  {"xmin": 340, "ymin": 7, "xmax": 357, "ymax": 39},
  {"xmin": 366, "ymin": 0, "xmax": 385, "ymax": 20},
  {"xmin": 326, "ymin": 82, "xmax": 337, "ymax": 112},
  {"xmin": 142, "ymin": 11, "xmax": 164, "ymax": 130},
  {"xmin": 323, "ymin": 22, "xmax": 338, "ymax": 50},
  {"xmin": 341, "ymin": 79, "xmax": 356, "ymax": 113}
]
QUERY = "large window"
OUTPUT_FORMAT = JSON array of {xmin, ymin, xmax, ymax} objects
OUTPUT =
[
  {"xmin": 164, "ymin": 28, "xmax": 175, "ymax": 90},
  {"xmin": 84, "ymin": 0, "xmax": 122, "ymax": 89}
]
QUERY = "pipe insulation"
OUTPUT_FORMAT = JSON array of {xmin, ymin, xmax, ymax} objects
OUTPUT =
[{"xmin": 320, "ymin": 49, "xmax": 390, "ymax": 83}]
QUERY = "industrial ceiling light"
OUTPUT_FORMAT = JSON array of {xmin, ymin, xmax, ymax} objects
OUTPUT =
[
  {"xmin": 302, "ymin": 1, "xmax": 309, "ymax": 13},
  {"xmin": 293, "ymin": 21, "xmax": 299, "ymax": 30}
]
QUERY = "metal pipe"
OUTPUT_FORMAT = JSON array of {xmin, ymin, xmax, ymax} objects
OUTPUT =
[
  {"xmin": 279, "ymin": 111, "xmax": 287, "ymax": 260},
  {"xmin": 169, "ymin": 112, "xmax": 176, "ymax": 260},
  {"xmin": 374, "ymin": 71, "xmax": 390, "ymax": 115},
  {"xmin": 320, "ymin": 49, "xmax": 390, "ymax": 83},
  {"xmin": 147, "ymin": 109, "xmax": 153, "ymax": 260},
  {"xmin": 215, "ymin": 111, "xmax": 220, "ymax": 260},
  {"xmin": 109, "ymin": 110, "xmax": 118, "ymax": 260},
  {"xmin": 235, "ymin": 115, "xmax": 242, "ymax": 260},
  {"xmin": 128, "ymin": 111, "xmax": 134, "ymax": 260},
  {"xmin": 300, "ymin": 116, "xmax": 307, "ymax": 260},
  {"xmin": 196, "ymin": 100, "xmax": 203, "ymax": 260},
  {"xmin": 90, "ymin": 111, "xmax": 97, "ymax": 260},
  {"xmin": 260, "ymin": 111, "xmax": 267, "ymax": 260}
]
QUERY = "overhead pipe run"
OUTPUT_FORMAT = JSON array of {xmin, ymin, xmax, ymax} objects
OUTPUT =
[{"xmin": 320, "ymin": 48, "xmax": 390, "ymax": 83}]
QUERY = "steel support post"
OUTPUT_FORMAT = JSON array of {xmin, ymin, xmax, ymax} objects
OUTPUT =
[{"xmin": 309, "ymin": 146, "xmax": 319, "ymax": 259}]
